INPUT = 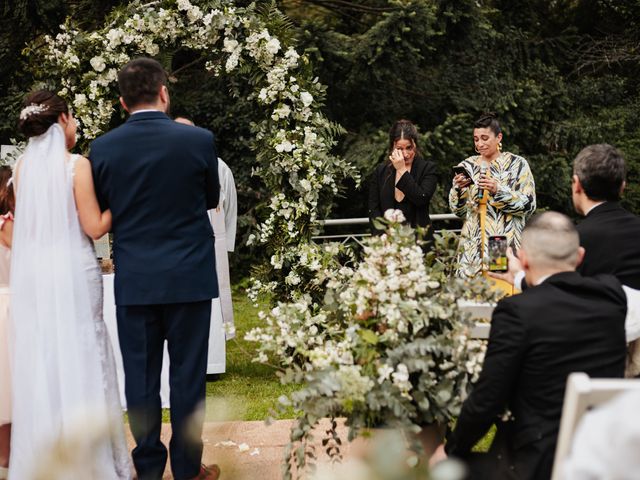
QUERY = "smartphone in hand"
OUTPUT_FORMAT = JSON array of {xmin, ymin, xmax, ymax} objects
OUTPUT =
[
  {"xmin": 488, "ymin": 235, "xmax": 509, "ymax": 272},
  {"xmin": 452, "ymin": 165, "xmax": 472, "ymax": 180}
]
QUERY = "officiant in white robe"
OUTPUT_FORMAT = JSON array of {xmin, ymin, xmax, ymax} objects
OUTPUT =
[{"xmin": 206, "ymin": 157, "xmax": 237, "ymax": 374}]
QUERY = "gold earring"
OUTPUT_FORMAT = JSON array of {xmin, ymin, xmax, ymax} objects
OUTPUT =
[{"xmin": 497, "ymin": 142, "xmax": 503, "ymax": 152}]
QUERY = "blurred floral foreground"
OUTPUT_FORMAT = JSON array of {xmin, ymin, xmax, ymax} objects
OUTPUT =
[{"xmin": 246, "ymin": 210, "xmax": 498, "ymax": 478}]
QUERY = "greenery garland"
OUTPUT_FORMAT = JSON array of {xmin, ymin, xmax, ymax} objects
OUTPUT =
[{"xmin": 26, "ymin": 0, "xmax": 358, "ymax": 302}]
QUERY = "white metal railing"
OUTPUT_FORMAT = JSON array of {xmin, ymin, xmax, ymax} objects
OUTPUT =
[
  {"xmin": 317, "ymin": 213, "xmax": 459, "ymax": 226},
  {"xmin": 313, "ymin": 214, "xmax": 462, "ymax": 246}
]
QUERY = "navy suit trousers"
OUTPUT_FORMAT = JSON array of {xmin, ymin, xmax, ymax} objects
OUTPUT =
[{"xmin": 117, "ymin": 300, "xmax": 212, "ymax": 480}]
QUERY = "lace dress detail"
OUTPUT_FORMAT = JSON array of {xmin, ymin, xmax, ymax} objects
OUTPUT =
[{"xmin": 69, "ymin": 154, "xmax": 132, "ymax": 478}]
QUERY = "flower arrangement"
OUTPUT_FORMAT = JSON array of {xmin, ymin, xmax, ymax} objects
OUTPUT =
[
  {"xmin": 25, "ymin": 0, "xmax": 358, "ymax": 304},
  {"xmin": 246, "ymin": 210, "xmax": 498, "ymax": 478}
]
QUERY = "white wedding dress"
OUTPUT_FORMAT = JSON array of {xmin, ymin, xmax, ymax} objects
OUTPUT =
[{"xmin": 9, "ymin": 125, "xmax": 131, "ymax": 479}]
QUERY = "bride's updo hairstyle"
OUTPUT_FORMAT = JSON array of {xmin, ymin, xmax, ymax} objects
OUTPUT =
[{"xmin": 18, "ymin": 90, "xmax": 68, "ymax": 138}]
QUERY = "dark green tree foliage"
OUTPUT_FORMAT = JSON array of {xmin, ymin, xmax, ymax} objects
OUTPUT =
[{"xmin": 283, "ymin": 0, "xmax": 640, "ymax": 216}]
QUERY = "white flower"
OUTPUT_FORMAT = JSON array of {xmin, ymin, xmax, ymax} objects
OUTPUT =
[
  {"xmin": 187, "ymin": 6, "xmax": 203, "ymax": 22},
  {"xmin": 177, "ymin": 0, "xmax": 191, "ymax": 11},
  {"xmin": 300, "ymin": 91, "xmax": 313, "ymax": 107},
  {"xmin": 299, "ymin": 179, "xmax": 312, "ymax": 191},
  {"xmin": 271, "ymin": 104, "xmax": 291, "ymax": 120},
  {"xmin": 392, "ymin": 364, "xmax": 409, "ymax": 384},
  {"xmin": 285, "ymin": 272, "xmax": 301, "ymax": 285},
  {"xmin": 383, "ymin": 209, "xmax": 406, "ymax": 223},
  {"xmin": 377, "ymin": 364, "xmax": 394, "ymax": 384},
  {"xmin": 223, "ymin": 38, "xmax": 239, "ymax": 53},
  {"xmin": 90, "ymin": 56, "xmax": 106, "ymax": 72},
  {"xmin": 265, "ymin": 38, "xmax": 281, "ymax": 55},
  {"xmin": 74, "ymin": 93, "xmax": 87, "ymax": 108},
  {"xmin": 275, "ymin": 140, "xmax": 294, "ymax": 153}
]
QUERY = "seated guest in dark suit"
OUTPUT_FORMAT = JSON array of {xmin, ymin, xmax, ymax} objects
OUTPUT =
[
  {"xmin": 571, "ymin": 144, "xmax": 640, "ymax": 289},
  {"xmin": 508, "ymin": 144, "xmax": 640, "ymax": 376},
  {"xmin": 368, "ymin": 120, "xmax": 437, "ymax": 238},
  {"xmin": 513, "ymin": 144, "xmax": 640, "ymax": 291},
  {"xmin": 432, "ymin": 212, "xmax": 640, "ymax": 480}
]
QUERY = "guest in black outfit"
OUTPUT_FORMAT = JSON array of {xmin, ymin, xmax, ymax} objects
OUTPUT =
[
  {"xmin": 368, "ymin": 120, "xmax": 437, "ymax": 237},
  {"xmin": 432, "ymin": 212, "xmax": 640, "ymax": 480},
  {"xmin": 502, "ymin": 144, "xmax": 640, "ymax": 375},
  {"xmin": 571, "ymin": 144, "xmax": 640, "ymax": 289}
]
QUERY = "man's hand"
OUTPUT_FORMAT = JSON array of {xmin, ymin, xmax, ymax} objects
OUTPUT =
[
  {"xmin": 487, "ymin": 247, "xmax": 522, "ymax": 286},
  {"xmin": 429, "ymin": 443, "xmax": 448, "ymax": 468}
]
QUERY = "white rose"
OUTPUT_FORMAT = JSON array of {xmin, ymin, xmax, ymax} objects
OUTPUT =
[
  {"xmin": 300, "ymin": 91, "xmax": 313, "ymax": 107},
  {"xmin": 265, "ymin": 38, "xmax": 281, "ymax": 55},
  {"xmin": 74, "ymin": 93, "xmax": 87, "ymax": 108},
  {"xmin": 383, "ymin": 209, "xmax": 406, "ymax": 223},
  {"xmin": 223, "ymin": 38, "xmax": 239, "ymax": 53},
  {"xmin": 177, "ymin": 0, "xmax": 191, "ymax": 11},
  {"xmin": 275, "ymin": 140, "xmax": 294, "ymax": 153}
]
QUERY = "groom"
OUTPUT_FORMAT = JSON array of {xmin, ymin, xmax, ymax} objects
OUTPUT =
[{"xmin": 90, "ymin": 58, "xmax": 220, "ymax": 480}]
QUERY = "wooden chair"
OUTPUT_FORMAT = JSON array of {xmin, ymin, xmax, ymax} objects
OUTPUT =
[{"xmin": 551, "ymin": 372, "xmax": 640, "ymax": 480}]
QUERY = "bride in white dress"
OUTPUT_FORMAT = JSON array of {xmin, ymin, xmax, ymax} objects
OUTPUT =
[{"xmin": 9, "ymin": 91, "xmax": 131, "ymax": 479}]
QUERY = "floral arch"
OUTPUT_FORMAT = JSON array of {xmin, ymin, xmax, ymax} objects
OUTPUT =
[{"xmin": 30, "ymin": 0, "xmax": 358, "ymax": 301}]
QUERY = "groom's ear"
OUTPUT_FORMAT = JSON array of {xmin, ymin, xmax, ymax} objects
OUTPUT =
[
  {"xmin": 119, "ymin": 97, "xmax": 131, "ymax": 113},
  {"xmin": 159, "ymin": 85, "xmax": 169, "ymax": 104}
]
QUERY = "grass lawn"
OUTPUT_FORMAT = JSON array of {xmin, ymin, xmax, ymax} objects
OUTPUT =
[
  {"xmin": 158, "ymin": 289, "xmax": 296, "ymax": 423},
  {"xmin": 203, "ymin": 290, "xmax": 297, "ymax": 421}
]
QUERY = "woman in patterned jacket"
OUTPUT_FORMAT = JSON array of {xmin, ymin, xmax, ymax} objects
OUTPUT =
[{"xmin": 449, "ymin": 113, "xmax": 536, "ymax": 279}]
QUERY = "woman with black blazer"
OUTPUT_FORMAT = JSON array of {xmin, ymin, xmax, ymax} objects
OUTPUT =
[{"xmin": 368, "ymin": 119, "xmax": 438, "ymax": 239}]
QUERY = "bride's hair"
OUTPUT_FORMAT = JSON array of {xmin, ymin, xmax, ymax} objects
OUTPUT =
[{"xmin": 18, "ymin": 90, "xmax": 69, "ymax": 138}]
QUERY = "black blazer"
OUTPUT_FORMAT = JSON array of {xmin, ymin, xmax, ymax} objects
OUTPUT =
[
  {"xmin": 368, "ymin": 155, "xmax": 437, "ymax": 233},
  {"xmin": 89, "ymin": 111, "xmax": 220, "ymax": 306},
  {"xmin": 446, "ymin": 272, "xmax": 627, "ymax": 480},
  {"xmin": 577, "ymin": 201, "xmax": 640, "ymax": 289}
]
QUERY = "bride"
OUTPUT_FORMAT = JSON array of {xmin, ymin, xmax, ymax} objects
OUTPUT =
[{"xmin": 9, "ymin": 90, "xmax": 131, "ymax": 479}]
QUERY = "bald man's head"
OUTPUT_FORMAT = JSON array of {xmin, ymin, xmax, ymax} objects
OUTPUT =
[{"xmin": 521, "ymin": 212, "xmax": 580, "ymax": 270}]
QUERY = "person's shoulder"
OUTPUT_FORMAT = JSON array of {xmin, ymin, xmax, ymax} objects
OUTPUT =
[
  {"xmin": 462, "ymin": 155, "xmax": 478, "ymax": 165},
  {"xmin": 90, "ymin": 122, "xmax": 129, "ymax": 149},
  {"xmin": 414, "ymin": 155, "xmax": 436, "ymax": 171},
  {"xmin": 173, "ymin": 122, "xmax": 213, "ymax": 140},
  {"xmin": 504, "ymin": 152, "xmax": 529, "ymax": 165},
  {"xmin": 590, "ymin": 272, "xmax": 624, "ymax": 292},
  {"xmin": 372, "ymin": 161, "xmax": 390, "ymax": 175}
]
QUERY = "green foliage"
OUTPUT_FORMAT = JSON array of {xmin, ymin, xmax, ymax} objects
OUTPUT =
[{"xmin": 247, "ymin": 215, "xmax": 498, "ymax": 476}]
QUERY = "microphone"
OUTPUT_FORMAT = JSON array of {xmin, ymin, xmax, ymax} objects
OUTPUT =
[{"xmin": 477, "ymin": 160, "xmax": 489, "ymax": 199}]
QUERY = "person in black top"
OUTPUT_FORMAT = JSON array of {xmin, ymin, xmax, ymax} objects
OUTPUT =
[
  {"xmin": 571, "ymin": 144, "xmax": 640, "ymax": 289},
  {"xmin": 368, "ymin": 120, "xmax": 437, "ymax": 238}
]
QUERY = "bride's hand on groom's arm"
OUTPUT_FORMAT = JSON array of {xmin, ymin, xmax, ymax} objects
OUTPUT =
[{"xmin": 73, "ymin": 156, "xmax": 112, "ymax": 239}]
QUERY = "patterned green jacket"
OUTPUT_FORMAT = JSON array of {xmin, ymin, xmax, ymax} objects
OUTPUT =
[{"xmin": 449, "ymin": 152, "xmax": 536, "ymax": 278}]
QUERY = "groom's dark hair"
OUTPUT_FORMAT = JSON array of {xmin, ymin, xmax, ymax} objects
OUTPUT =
[{"xmin": 118, "ymin": 57, "xmax": 167, "ymax": 109}]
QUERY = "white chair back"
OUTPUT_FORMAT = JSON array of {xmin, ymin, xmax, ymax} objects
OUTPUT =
[
  {"xmin": 551, "ymin": 372, "xmax": 640, "ymax": 480},
  {"xmin": 457, "ymin": 300, "xmax": 494, "ymax": 339}
]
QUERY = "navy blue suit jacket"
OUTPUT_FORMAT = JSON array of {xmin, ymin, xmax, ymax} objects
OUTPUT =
[{"xmin": 89, "ymin": 111, "xmax": 219, "ymax": 305}]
